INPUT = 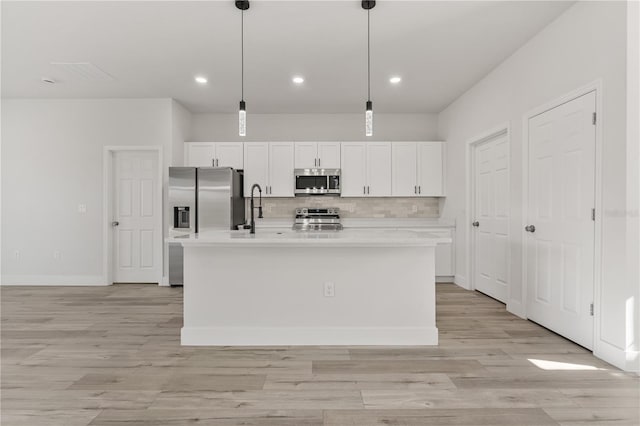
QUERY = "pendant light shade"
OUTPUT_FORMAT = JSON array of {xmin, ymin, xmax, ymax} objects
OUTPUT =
[
  {"xmin": 363, "ymin": 1, "xmax": 375, "ymax": 137},
  {"xmin": 236, "ymin": 1, "xmax": 250, "ymax": 136}
]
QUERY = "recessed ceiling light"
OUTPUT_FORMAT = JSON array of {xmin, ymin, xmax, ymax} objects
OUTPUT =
[
  {"xmin": 389, "ymin": 76, "xmax": 402, "ymax": 84},
  {"xmin": 194, "ymin": 76, "xmax": 208, "ymax": 84},
  {"xmin": 41, "ymin": 77, "xmax": 56, "ymax": 84},
  {"xmin": 292, "ymin": 76, "xmax": 305, "ymax": 84}
]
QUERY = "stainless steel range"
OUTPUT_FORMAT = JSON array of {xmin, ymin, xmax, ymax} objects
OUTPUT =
[{"xmin": 292, "ymin": 207, "xmax": 343, "ymax": 231}]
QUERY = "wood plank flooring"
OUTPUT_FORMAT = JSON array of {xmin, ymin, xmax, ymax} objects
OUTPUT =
[{"xmin": 1, "ymin": 283, "xmax": 638, "ymax": 425}]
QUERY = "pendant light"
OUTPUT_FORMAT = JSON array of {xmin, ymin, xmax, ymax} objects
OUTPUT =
[
  {"xmin": 236, "ymin": 1, "xmax": 250, "ymax": 136},
  {"xmin": 363, "ymin": 0, "xmax": 375, "ymax": 137}
]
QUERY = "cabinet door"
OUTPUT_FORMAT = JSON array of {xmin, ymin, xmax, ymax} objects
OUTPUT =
[
  {"xmin": 432, "ymin": 230, "xmax": 454, "ymax": 276},
  {"xmin": 366, "ymin": 142, "xmax": 392, "ymax": 196},
  {"xmin": 268, "ymin": 142, "xmax": 295, "ymax": 197},
  {"xmin": 317, "ymin": 142, "xmax": 341, "ymax": 169},
  {"xmin": 185, "ymin": 142, "xmax": 215, "ymax": 167},
  {"xmin": 417, "ymin": 142, "xmax": 444, "ymax": 196},
  {"xmin": 340, "ymin": 142, "xmax": 367, "ymax": 197},
  {"xmin": 294, "ymin": 142, "xmax": 318, "ymax": 169},
  {"xmin": 215, "ymin": 142, "xmax": 244, "ymax": 169},
  {"xmin": 243, "ymin": 143, "xmax": 269, "ymax": 197},
  {"xmin": 392, "ymin": 142, "xmax": 418, "ymax": 196}
]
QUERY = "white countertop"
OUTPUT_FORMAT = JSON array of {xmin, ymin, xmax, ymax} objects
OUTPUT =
[
  {"xmin": 249, "ymin": 218, "xmax": 455, "ymax": 230},
  {"xmin": 169, "ymin": 228, "xmax": 451, "ymax": 248}
]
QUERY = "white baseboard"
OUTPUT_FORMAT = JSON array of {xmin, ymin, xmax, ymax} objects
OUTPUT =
[
  {"xmin": 507, "ymin": 299, "xmax": 526, "ymax": 319},
  {"xmin": 595, "ymin": 338, "xmax": 640, "ymax": 373},
  {"xmin": 454, "ymin": 274, "xmax": 470, "ymax": 289},
  {"xmin": 436, "ymin": 276, "xmax": 454, "ymax": 283},
  {"xmin": 1, "ymin": 274, "xmax": 107, "ymax": 286},
  {"xmin": 181, "ymin": 326, "xmax": 439, "ymax": 346},
  {"xmin": 159, "ymin": 276, "xmax": 170, "ymax": 287}
]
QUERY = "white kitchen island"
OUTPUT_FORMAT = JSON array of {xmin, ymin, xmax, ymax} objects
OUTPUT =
[{"xmin": 171, "ymin": 229, "xmax": 449, "ymax": 346}]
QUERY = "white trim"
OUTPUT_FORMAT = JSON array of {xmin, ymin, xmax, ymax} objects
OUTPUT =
[
  {"xmin": 103, "ymin": 146, "xmax": 164, "ymax": 286},
  {"xmin": 521, "ymin": 79, "xmax": 603, "ymax": 351},
  {"xmin": 594, "ymin": 338, "xmax": 640, "ymax": 373},
  {"xmin": 1, "ymin": 275, "xmax": 106, "ymax": 286},
  {"xmin": 464, "ymin": 123, "xmax": 511, "ymax": 302},
  {"xmin": 436, "ymin": 276, "xmax": 454, "ymax": 283},
  {"xmin": 454, "ymin": 274, "xmax": 467, "ymax": 289},
  {"xmin": 181, "ymin": 326, "xmax": 439, "ymax": 346}
]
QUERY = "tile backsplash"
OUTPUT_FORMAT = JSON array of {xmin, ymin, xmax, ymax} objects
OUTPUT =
[{"xmin": 247, "ymin": 197, "xmax": 440, "ymax": 218}]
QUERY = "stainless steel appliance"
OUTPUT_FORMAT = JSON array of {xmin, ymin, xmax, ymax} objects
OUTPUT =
[
  {"xmin": 292, "ymin": 207, "xmax": 343, "ymax": 231},
  {"xmin": 168, "ymin": 167, "xmax": 245, "ymax": 285},
  {"xmin": 294, "ymin": 168, "xmax": 340, "ymax": 196}
]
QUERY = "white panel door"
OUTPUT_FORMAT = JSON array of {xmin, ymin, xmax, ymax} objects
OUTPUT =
[
  {"xmin": 392, "ymin": 142, "xmax": 418, "ymax": 196},
  {"xmin": 294, "ymin": 142, "xmax": 318, "ymax": 168},
  {"xmin": 526, "ymin": 91, "xmax": 596, "ymax": 349},
  {"xmin": 317, "ymin": 142, "xmax": 341, "ymax": 169},
  {"xmin": 417, "ymin": 142, "xmax": 444, "ymax": 196},
  {"xmin": 268, "ymin": 142, "xmax": 295, "ymax": 197},
  {"xmin": 243, "ymin": 142, "xmax": 269, "ymax": 197},
  {"xmin": 340, "ymin": 142, "xmax": 367, "ymax": 197},
  {"xmin": 215, "ymin": 142, "xmax": 244, "ymax": 169},
  {"xmin": 113, "ymin": 151, "xmax": 160, "ymax": 283},
  {"xmin": 185, "ymin": 142, "xmax": 215, "ymax": 167},
  {"xmin": 366, "ymin": 142, "xmax": 392, "ymax": 196},
  {"xmin": 473, "ymin": 135, "xmax": 510, "ymax": 303}
]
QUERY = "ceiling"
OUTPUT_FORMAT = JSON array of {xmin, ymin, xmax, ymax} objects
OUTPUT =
[{"xmin": 1, "ymin": 1, "xmax": 574, "ymax": 113}]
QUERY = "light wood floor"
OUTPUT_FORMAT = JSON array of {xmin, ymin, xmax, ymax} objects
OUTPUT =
[{"xmin": 1, "ymin": 283, "xmax": 638, "ymax": 426}]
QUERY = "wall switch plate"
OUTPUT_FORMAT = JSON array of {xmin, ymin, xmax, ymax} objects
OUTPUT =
[
  {"xmin": 77, "ymin": 204, "xmax": 87, "ymax": 214},
  {"xmin": 324, "ymin": 282, "xmax": 335, "ymax": 297}
]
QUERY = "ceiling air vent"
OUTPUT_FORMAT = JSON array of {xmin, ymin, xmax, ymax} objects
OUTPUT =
[{"xmin": 50, "ymin": 62, "xmax": 114, "ymax": 82}]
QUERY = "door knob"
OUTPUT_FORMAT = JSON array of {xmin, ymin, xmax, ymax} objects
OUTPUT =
[
  {"xmin": 525, "ymin": 225, "xmax": 536, "ymax": 233},
  {"xmin": 111, "ymin": 221, "xmax": 119, "ymax": 227},
  {"xmin": 472, "ymin": 221, "xmax": 479, "ymax": 227}
]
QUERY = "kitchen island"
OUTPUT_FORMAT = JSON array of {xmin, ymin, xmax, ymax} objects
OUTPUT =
[{"xmin": 171, "ymin": 229, "xmax": 449, "ymax": 346}]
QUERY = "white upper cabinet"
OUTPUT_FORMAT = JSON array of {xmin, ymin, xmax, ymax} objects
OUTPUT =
[
  {"xmin": 243, "ymin": 142, "xmax": 269, "ymax": 197},
  {"xmin": 268, "ymin": 142, "xmax": 295, "ymax": 197},
  {"xmin": 366, "ymin": 142, "xmax": 392, "ymax": 196},
  {"xmin": 185, "ymin": 142, "xmax": 216, "ymax": 167},
  {"xmin": 185, "ymin": 142, "xmax": 244, "ymax": 169},
  {"xmin": 317, "ymin": 142, "xmax": 341, "ymax": 168},
  {"xmin": 391, "ymin": 141, "xmax": 445, "ymax": 197},
  {"xmin": 417, "ymin": 142, "xmax": 444, "ymax": 196},
  {"xmin": 215, "ymin": 142, "xmax": 244, "ymax": 169},
  {"xmin": 340, "ymin": 142, "xmax": 391, "ymax": 197},
  {"xmin": 294, "ymin": 142, "xmax": 341, "ymax": 169},
  {"xmin": 243, "ymin": 142, "xmax": 294, "ymax": 197}
]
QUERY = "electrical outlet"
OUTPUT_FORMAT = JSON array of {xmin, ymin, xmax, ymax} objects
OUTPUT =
[
  {"xmin": 77, "ymin": 204, "xmax": 87, "ymax": 214},
  {"xmin": 14, "ymin": 250, "xmax": 20, "ymax": 260},
  {"xmin": 324, "ymin": 282, "xmax": 335, "ymax": 297},
  {"xmin": 53, "ymin": 251, "xmax": 61, "ymax": 260},
  {"xmin": 412, "ymin": 205, "xmax": 418, "ymax": 213}
]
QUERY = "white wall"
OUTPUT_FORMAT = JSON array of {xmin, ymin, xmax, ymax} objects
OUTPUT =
[
  {"xmin": 191, "ymin": 113, "xmax": 438, "ymax": 142},
  {"xmin": 1, "ymin": 98, "xmax": 175, "ymax": 284},
  {"xmin": 170, "ymin": 100, "xmax": 192, "ymax": 166},
  {"xmin": 437, "ymin": 1, "xmax": 636, "ymax": 371}
]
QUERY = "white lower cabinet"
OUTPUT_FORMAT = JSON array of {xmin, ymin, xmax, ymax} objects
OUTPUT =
[
  {"xmin": 243, "ymin": 142, "xmax": 294, "ymax": 197},
  {"xmin": 430, "ymin": 229, "xmax": 455, "ymax": 277}
]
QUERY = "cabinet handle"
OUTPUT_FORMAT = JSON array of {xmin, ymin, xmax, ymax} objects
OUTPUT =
[
  {"xmin": 363, "ymin": 186, "xmax": 366, "ymax": 195},
  {"xmin": 212, "ymin": 159, "xmax": 215, "ymax": 167},
  {"xmin": 318, "ymin": 158, "xmax": 321, "ymax": 167},
  {"xmin": 314, "ymin": 158, "xmax": 317, "ymax": 167},
  {"xmin": 418, "ymin": 186, "xmax": 421, "ymax": 194},
  {"xmin": 367, "ymin": 186, "xmax": 370, "ymax": 194},
  {"xmin": 414, "ymin": 185, "xmax": 417, "ymax": 194},
  {"xmin": 216, "ymin": 159, "xmax": 219, "ymax": 167}
]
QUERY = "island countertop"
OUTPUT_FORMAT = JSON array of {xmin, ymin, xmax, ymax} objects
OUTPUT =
[{"xmin": 168, "ymin": 229, "xmax": 452, "ymax": 248}]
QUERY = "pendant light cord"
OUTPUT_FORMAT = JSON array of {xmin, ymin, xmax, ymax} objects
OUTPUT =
[
  {"xmin": 367, "ymin": 9, "xmax": 370, "ymax": 102},
  {"xmin": 241, "ymin": 9, "xmax": 244, "ymax": 102}
]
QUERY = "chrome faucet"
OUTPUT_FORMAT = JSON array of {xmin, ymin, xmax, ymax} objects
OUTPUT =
[{"xmin": 250, "ymin": 183, "xmax": 263, "ymax": 234}]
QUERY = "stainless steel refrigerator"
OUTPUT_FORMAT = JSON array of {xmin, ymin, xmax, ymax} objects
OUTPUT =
[{"xmin": 168, "ymin": 167, "xmax": 245, "ymax": 285}]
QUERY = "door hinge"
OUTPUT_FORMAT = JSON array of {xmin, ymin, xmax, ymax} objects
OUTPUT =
[
  {"xmin": 589, "ymin": 303, "xmax": 594, "ymax": 316},
  {"xmin": 591, "ymin": 208, "xmax": 595, "ymax": 221},
  {"xmin": 592, "ymin": 112, "xmax": 597, "ymax": 125}
]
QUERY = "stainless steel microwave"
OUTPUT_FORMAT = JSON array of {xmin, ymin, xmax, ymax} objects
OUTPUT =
[{"xmin": 294, "ymin": 168, "xmax": 341, "ymax": 196}]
